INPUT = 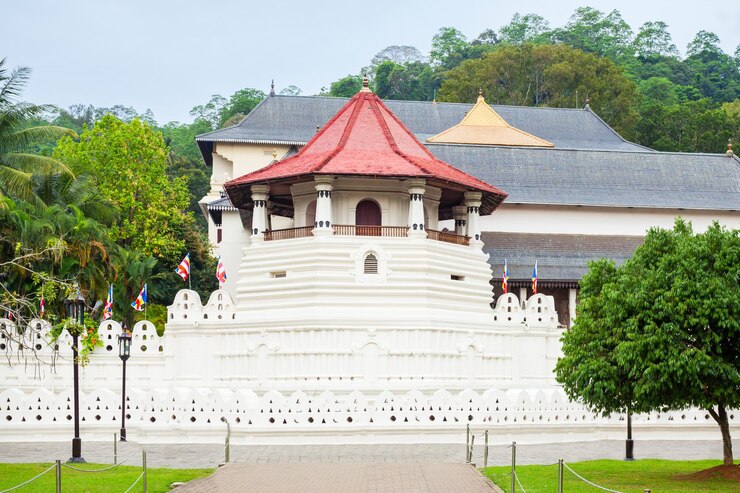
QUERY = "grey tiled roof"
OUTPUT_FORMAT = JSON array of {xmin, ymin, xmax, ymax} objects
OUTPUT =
[
  {"xmin": 483, "ymin": 232, "xmax": 644, "ymax": 281},
  {"xmin": 197, "ymin": 95, "xmax": 645, "ymax": 152},
  {"xmin": 196, "ymin": 95, "xmax": 740, "ymax": 211},
  {"xmin": 430, "ymin": 145, "xmax": 740, "ymax": 210}
]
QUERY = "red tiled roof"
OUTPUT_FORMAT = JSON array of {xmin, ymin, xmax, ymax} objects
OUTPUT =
[{"xmin": 225, "ymin": 90, "xmax": 508, "ymax": 202}]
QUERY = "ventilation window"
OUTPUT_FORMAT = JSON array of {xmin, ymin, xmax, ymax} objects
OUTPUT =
[
  {"xmin": 450, "ymin": 275, "xmax": 465, "ymax": 281},
  {"xmin": 363, "ymin": 254, "xmax": 378, "ymax": 274},
  {"xmin": 271, "ymin": 271, "xmax": 287, "ymax": 278}
]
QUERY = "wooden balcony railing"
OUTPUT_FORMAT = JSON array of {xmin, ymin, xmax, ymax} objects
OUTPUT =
[
  {"xmin": 333, "ymin": 225, "xmax": 408, "ymax": 237},
  {"xmin": 262, "ymin": 225, "xmax": 469, "ymax": 246},
  {"xmin": 426, "ymin": 229, "xmax": 470, "ymax": 246},
  {"xmin": 264, "ymin": 226, "xmax": 314, "ymax": 241}
]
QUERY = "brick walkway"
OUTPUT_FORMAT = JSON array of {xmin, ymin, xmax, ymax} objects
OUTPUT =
[{"xmin": 175, "ymin": 463, "xmax": 499, "ymax": 493}]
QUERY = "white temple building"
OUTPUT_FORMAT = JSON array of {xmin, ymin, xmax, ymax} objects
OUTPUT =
[{"xmin": 1, "ymin": 82, "xmax": 737, "ymax": 444}]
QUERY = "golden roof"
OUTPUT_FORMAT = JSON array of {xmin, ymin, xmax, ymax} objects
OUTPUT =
[{"xmin": 427, "ymin": 93, "xmax": 554, "ymax": 147}]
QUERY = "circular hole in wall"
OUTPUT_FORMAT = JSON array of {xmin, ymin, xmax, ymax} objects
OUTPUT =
[
  {"xmin": 190, "ymin": 416, "xmax": 196, "ymax": 423},
  {"xmin": 36, "ymin": 415, "xmax": 42, "ymax": 421}
]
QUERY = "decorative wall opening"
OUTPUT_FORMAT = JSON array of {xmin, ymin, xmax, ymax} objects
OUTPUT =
[{"xmin": 364, "ymin": 254, "xmax": 379, "ymax": 274}]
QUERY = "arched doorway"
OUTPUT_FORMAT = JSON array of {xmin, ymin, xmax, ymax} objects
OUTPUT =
[{"xmin": 355, "ymin": 200, "xmax": 381, "ymax": 236}]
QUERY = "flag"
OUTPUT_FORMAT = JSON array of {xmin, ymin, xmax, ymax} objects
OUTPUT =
[
  {"xmin": 532, "ymin": 260, "xmax": 538, "ymax": 295},
  {"xmin": 103, "ymin": 284, "xmax": 113, "ymax": 320},
  {"xmin": 216, "ymin": 257, "xmax": 227, "ymax": 285},
  {"xmin": 176, "ymin": 253, "xmax": 191, "ymax": 281},
  {"xmin": 40, "ymin": 297, "xmax": 45, "ymax": 318},
  {"xmin": 7, "ymin": 310, "xmax": 12, "ymax": 321},
  {"xmin": 131, "ymin": 284, "xmax": 147, "ymax": 311},
  {"xmin": 502, "ymin": 259, "xmax": 509, "ymax": 294}
]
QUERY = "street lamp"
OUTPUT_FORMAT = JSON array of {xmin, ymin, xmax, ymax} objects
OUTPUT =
[
  {"xmin": 118, "ymin": 322, "xmax": 132, "ymax": 442},
  {"xmin": 64, "ymin": 290, "xmax": 86, "ymax": 463}
]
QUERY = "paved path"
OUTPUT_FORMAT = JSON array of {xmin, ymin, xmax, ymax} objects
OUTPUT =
[
  {"xmin": 174, "ymin": 463, "xmax": 499, "ymax": 493},
  {"xmin": 0, "ymin": 439, "xmax": 730, "ymax": 469},
  {"xmin": 2, "ymin": 439, "xmax": 731, "ymax": 492}
]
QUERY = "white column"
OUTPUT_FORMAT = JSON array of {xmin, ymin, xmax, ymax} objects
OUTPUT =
[
  {"xmin": 452, "ymin": 206, "xmax": 467, "ymax": 236},
  {"xmin": 519, "ymin": 287, "xmax": 527, "ymax": 305},
  {"xmin": 250, "ymin": 184, "xmax": 270, "ymax": 242},
  {"xmin": 464, "ymin": 191, "xmax": 483, "ymax": 247},
  {"xmin": 313, "ymin": 175, "xmax": 334, "ymax": 236},
  {"xmin": 568, "ymin": 288, "xmax": 578, "ymax": 328},
  {"xmin": 407, "ymin": 179, "xmax": 427, "ymax": 238}
]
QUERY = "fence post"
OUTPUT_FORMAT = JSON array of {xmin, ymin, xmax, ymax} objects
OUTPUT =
[
  {"xmin": 511, "ymin": 441, "xmax": 517, "ymax": 493},
  {"xmin": 470, "ymin": 435, "xmax": 476, "ymax": 465},
  {"xmin": 142, "ymin": 449, "xmax": 148, "ymax": 493},
  {"xmin": 483, "ymin": 430, "xmax": 489, "ymax": 470},
  {"xmin": 114, "ymin": 432, "xmax": 118, "ymax": 465},
  {"xmin": 221, "ymin": 417, "xmax": 230, "ymax": 464},
  {"xmin": 558, "ymin": 459, "xmax": 563, "ymax": 493},
  {"xmin": 466, "ymin": 423, "xmax": 470, "ymax": 463},
  {"xmin": 55, "ymin": 459, "xmax": 62, "ymax": 493}
]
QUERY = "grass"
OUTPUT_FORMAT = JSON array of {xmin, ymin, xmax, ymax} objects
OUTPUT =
[
  {"xmin": 484, "ymin": 459, "xmax": 737, "ymax": 493},
  {"xmin": 0, "ymin": 462, "xmax": 212, "ymax": 493}
]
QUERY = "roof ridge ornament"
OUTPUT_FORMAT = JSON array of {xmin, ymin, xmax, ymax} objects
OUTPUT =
[
  {"xmin": 727, "ymin": 138, "xmax": 734, "ymax": 157},
  {"xmin": 270, "ymin": 80, "xmax": 275, "ymax": 97},
  {"xmin": 360, "ymin": 74, "xmax": 371, "ymax": 92},
  {"xmin": 584, "ymin": 95, "xmax": 590, "ymax": 110}
]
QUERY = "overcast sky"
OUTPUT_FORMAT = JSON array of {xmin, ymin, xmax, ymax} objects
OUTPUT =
[{"xmin": 3, "ymin": 0, "xmax": 738, "ymax": 124}]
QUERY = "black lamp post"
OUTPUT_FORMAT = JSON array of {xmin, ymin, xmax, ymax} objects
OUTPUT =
[
  {"xmin": 118, "ymin": 322, "xmax": 132, "ymax": 442},
  {"xmin": 64, "ymin": 290, "xmax": 86, "ymax": 463}
]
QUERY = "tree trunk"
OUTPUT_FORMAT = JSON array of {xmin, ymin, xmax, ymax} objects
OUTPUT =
[{"xmin": 707, "ymin": 404, "xmax": 734, "ymax": 465}]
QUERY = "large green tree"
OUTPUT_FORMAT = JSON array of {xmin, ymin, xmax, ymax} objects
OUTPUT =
[
  {"xmin": 53, "ymin": 115, "xmax": 192, "ymax": 259},
  {"xmin": 438, "ymin": 43, "xmax": 638, "ymax": 136},
  {"xmin": 556, "ymin": 220, "xmax": 739, "ymax": 465}
]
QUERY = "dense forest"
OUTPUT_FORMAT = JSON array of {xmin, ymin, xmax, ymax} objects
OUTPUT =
[{"xmin": 1, "ymin": 6, "xmax": 738, "ymax": 347}]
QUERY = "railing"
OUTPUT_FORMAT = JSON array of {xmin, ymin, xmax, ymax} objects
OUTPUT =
[
  {"xmin": 333, "ymin": 225, "xmax": 408, "ymax": 237},
  {"xmin": 426, "ymin": 229, "xmax": 470, "ymax": 246},
  {"xmin": 264, "ymin": 226, "xmax": 314, "ymax": 241},
  {"xmin": 262, "ymin": 225, "xmax": 468, "ymax": 245}
]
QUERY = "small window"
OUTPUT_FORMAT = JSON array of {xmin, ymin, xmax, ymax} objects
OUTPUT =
[
  {"xmin": 450, "ymin": 275, "xmax": 465, "ymax": 281},
  {"xmin": 217, "ymin": 228, "xmax": 223, "ymax": 243},
  {"xmin": 271, "ymin": 271, "xmax": 287, "ymax": 278},
  {"xmin": 364, "ymin": 254, "xmax": 378, "ymax": 274}
]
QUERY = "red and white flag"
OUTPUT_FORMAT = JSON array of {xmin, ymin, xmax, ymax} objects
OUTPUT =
[
  {"xmin": 216, "ymin": 257, "xmax": 227, "ymax": 285},
  {"xmin": 176, "ymin": 253, "xmax": 190, "ymax": 281}
]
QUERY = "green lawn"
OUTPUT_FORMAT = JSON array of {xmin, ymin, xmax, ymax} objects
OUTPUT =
[
  {"xmin": 484, "ymin": 459, "xmax": 737, "ymax": 493},
  {"xmin": 0, "ymin": 462, "xmax": 212, "ymax": 493}
]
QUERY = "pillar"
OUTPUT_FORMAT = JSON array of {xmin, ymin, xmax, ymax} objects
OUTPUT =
[
  {"xmin": 452, "ymin": 206, "xmax": 467, "ymax": 236},
  {"xmin": 250, "ymin": 184, "xmax": 270, "ymax": 241},
  {"xmin": 313, "ymin": 175, "xmax": 334, "ymax": 236},
  {"xmin": 464, "ymin": 191, "xmax": 482, "ymax": 247},
  {"xmin": 519, "ymin": 287, "xmax": 527, "ymax": 305},
  {"xmin": 568, "ymin": 288, "xmax": 578, "ymax": 328},
  {"xmin": 407, "ymin": 179, "xmax": 427, "ymax": 238}
]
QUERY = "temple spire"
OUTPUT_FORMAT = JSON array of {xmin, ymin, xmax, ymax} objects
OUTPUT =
[
  {"xmin": 727, "ymin": 138, "xmax": 734, "ymax": 157},
  {"xmin": 360, "ymin": 74, "xmax": 371, "ymax": 92},
  {"xmin": 270, "ymin": 80, "xmax": 275, "ymax": 97}
]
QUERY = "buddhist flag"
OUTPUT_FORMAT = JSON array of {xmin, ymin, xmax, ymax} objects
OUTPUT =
[
  {"xmin": 532, "ymin": 260, "xmax": 539, "ymax": 295},
  {"xmin": 502, "ymin": 259, "xmax": 509, "ymax": 294},
  {"xmin": 40, "ymin": 297, "xmax": 45, "ymax": 318},
  {"xmin": 176, "ymin": 253, "xmax": 191, "ymax": 281},
  {"xmin": 131, "ymin": 284, "xmax": 147, "ymax": 311},
  {"xmin": 103, "ymin": 284, "xmax": 113, "ymax": 320},
  {"xmin": 216, "ymin": 257, "xmax": 227, "ymax": 285}
]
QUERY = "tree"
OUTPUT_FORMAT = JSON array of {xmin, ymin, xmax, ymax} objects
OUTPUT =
[
  {"xmin": 370, "ymin": 46, "xmax": 425, "ymax": 67},
  {"xmin": 374, "ymin": 61, "xmax": 435, "ymax": 101},
  {"xmin": 633, "ymin": 21, "xmax": 679, "ymax": 59},
  {"xmin": 551, "ymin": 7, "xmax": 634, "ymax": 61},
  {"xmin": 218, "ymin": 88, "xmax": 265, "ymax": 127},
  {"xmin": 687, "ymin": 30, "xmax": 722, "ymax": 58},
  {"xmin": 438, "ymin": 43, "xmax": 638, "ymax": 136},
  {"xmin": 279, "ymin": 85, "xmax": 302, "ymax": 96},
  {"xmin": 189, "ymin": 94, "xmax": 227, "ymax": 130},
  {"xmin": 557, "ymin": 220, "xmax": 739, "ymax": 465},
  {"xmin": 498, "ymin": 13, "xmax": 550, "ymax": 45},
  {"xmin": 327, "ymin": 75, "xmax": 363, "ymax": 97},
  {"xmin": 53, "ymin": 115, "xmax": 192, "ymax": 260},
  {"xmin": 0, "ymin": 59, "xmax": 75, "ymax": 206},
  {"xmin": 429, "ymin": 27, "xmax": 469, "ymax": 69}
]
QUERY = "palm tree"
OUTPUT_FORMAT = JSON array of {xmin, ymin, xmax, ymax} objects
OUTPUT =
[{"xmin": 0, "ymin": 58, "xmax": 76, "ymax": 207}]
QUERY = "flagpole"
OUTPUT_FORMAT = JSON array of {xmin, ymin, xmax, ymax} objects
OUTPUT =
[{"xmin": 188, "ymin": 274, "xmax": 191, "ymax": 291}]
